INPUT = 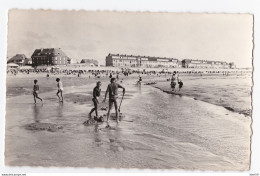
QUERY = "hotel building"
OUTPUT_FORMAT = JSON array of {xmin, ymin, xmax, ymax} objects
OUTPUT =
[
  {"xmin": 106, "ymin": 53, "xmax": 180, "ymax": 68},
  {"xmin": 31, "ymin": 48, "xmax": 71, "ymax": 66},
  {"xmin": 181, "ymin": 59, "xmax": 232, "ymax": 69}
]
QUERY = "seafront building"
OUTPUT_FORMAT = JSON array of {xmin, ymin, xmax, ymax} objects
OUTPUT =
[
  {"xmin": 106, "ymin": 53, "xmax": 180, "ymax": 68},
  {"xmin": 181, "ymin": 59, "xmax": 232, "ymax": 69},
  {"xmin": 7, "ymin": 54, "xmax": 31, "ymax": 66},
  {"xmin": 106, "ymin": 53, "xmax": 236, "ymax": 69},
  {"xmin": 31, "ymin": 48, "xmax": 71, "ymax": 66}
]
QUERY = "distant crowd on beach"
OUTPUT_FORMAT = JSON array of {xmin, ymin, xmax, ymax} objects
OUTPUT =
[
  {"xmin": 8, "ymin": 68, "xmax": 174, "ymax": 81},
  {"xmin": 7, "ymin": 66, "xmax": 250, "ymax": 78}
]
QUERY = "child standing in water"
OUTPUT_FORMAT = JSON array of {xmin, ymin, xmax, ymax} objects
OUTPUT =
[
  {"xmin": 56, "ymin": 78, "xmax": 64, "ymax": 103},
  {"xmin": 89, "ymin": 81, "xmax": 102, "ymax": 119},
  {"xmin": 33, "ymin": 79, "xmax": 43, "ymax": 104}
]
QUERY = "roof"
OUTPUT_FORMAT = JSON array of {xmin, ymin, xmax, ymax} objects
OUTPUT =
[
  {"xmin": 108, "ymin": 53, "xmax": 178, "ymax": 62},
  {"xmin": 7, "ymin": 54, "xmax": 27, "ymax": 63},
  {"xmin": 31, "ymin": 48, "xmax": 68, "ymax": 58}
]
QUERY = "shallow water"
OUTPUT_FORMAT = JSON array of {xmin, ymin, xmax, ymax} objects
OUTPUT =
[
  {"xmin": 154, "ymin": 74, "xmax": 252, "ymax": 116},
  {"xmin": 5, "ymin": 78, "xmax": 251, "ymax": 170}
]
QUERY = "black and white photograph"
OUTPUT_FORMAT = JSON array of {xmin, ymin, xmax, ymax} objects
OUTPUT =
[{"xmin": 1, "ymin": 1, "xmax": 260, "ymax": 175}]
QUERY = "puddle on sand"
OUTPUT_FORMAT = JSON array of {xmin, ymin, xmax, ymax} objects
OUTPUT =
[{"xmin": 25, "ymin": 122, "xmax": 63, "ymax": 132}]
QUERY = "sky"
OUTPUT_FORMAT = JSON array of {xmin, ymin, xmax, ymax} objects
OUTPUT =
[{"xmin": 7, "ymin": 10, "xmax": 253, "ymax": 68}]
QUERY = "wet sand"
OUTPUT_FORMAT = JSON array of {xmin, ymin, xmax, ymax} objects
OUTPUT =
[{"xmin": 5, "ymin": 75, "xmax": 251, "ymax": 170}]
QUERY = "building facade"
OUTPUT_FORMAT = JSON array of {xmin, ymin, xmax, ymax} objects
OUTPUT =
[
  {"xmin": 31, "ymin": 48, "xmax": 71, "ymax": 66},
  {"xmin": 182, "ymin": 59, "xmax": 233, "ymax": 69},
  {"xmin": 106, "ymin": 54, "xmax": 236, "ymax": 69},
  {"xmin": 7, "ymin": 54, "xmax": 31, "ymax": 66},
  {"xmin": 106, "ymin": 54, "xmax": 180, "ymax": 68}
]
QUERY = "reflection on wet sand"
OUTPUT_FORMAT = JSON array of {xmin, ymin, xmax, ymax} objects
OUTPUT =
[
  {"xmin": 57, "ymin": 103, "xmax": 64, "ymax": 118},
  {"xmin": 138, "ymin": 84, "xmax": 142, "ymax": 94},
  {"xmin": 105, "ymin": 124, "xmax": 123, "ymax": 153},
  {"xmin": 33, "ymin": 104, "xmax": 43, "ymax": 123},
  {"xmin": 94, "ymin": 124, "xmax": 102, "ymax": 147}
]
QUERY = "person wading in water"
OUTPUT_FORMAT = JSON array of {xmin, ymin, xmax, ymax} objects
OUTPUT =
[
  {"xmin": 32, "ymin": 79, "xmax": 43, "ymax": 104},
  {"xmin": 171, "ymin": 71, "xmax": 178, "ymax": 92},
  {"xmin": 88, "ymin": 81, "xmax": 102, "ymax": 119},
  {"xmin": 103, "ymin": 78, "xmax": 125, "ymax": 124}
]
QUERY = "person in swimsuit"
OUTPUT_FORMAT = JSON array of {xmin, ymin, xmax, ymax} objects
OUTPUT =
[
  {"xmin": 56, "ymin": 78, "xmax": 64, "ymax": 103},
  {"xmin": 33, "ymin": 79, "xmax": 43, "ymax": 104},
  {"xmin": 171, "ymin": 71, "xmax": 178, "ymax": 92},
  {"xmin": 137, "ymin": 76, "xmax": 142, "ymax": 86},
  {"xmin": 103, "ymin": 78, "xmax": 125, "ymax": 124},
  {"xmin": 178, "ymin": 79, "xmax": 183, "ymax": 91},
  {"xmin": 89, "ymin": 81, "xmax": 102, "ymax": 118}
]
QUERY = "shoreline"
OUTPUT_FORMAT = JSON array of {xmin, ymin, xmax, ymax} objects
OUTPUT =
[
  {"xmin": 147, "ymin": 74, "xmax": 252, "ymax": 118},
  {"xmin": 152, "ymin": 85, "xmax": 251, "ymax": 117},
  {"xmin": 6, "ymin": 73, "xmax": 252, "ymax": 117}
]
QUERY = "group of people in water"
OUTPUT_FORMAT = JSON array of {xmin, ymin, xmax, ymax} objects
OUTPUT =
[
  {"xmin": 33, "ymin": 78, "xmax": 63, "ymax": 104},
  {"xmin": 88, "ymin": 78, "xmax": 125, "ymax": 123},
  {"xmin": 32, "ymin": 77, "xmax": 125, "ymax": 124},
  {"xmin": 171, "ymin": 71, "xmax": 183, "ymax": 92},
  {"xmin": 32, "ymin": 70, "xmax": 183, "ymax": 125}
]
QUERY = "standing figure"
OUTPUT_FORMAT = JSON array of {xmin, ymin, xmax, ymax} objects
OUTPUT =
[
  {"xmin": 89, "ymin": 81, "xmax": 102, "ymax": 119},
  {"xmin": 178, "ymin": 79, "xmax": 183, "ymax": 92},
  {"xmin": 56, "ymin": 78, "xmax": 64, "ymax": 103},
  {"xmin": 171, "ymin": 71, "xmax": 178, "ymax": 92},
  {"xmin": 137, "ymin": 76, "xmax": 142, "ymax": 86},
  {"xmin": 33, "ymin": 79, "xmax": 43, "ymax": 104},
  {"xmin": 103, "ymin": 78, "xmax": 125, "ymax": 124}
]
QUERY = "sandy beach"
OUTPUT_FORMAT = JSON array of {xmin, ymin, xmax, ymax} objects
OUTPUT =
[{"xmin": 5, "ymin": 73, "xmax": 252, "ymax": 170}]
